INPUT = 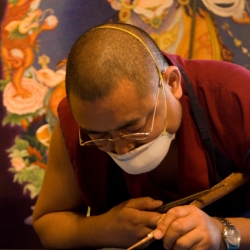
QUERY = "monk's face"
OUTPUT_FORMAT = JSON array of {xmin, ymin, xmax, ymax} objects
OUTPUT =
[{"xmin": 70, "ymin": 68, "xmax": 182, "ymax": 154}]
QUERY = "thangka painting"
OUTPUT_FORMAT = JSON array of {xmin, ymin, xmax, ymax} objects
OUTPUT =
[
  {"xmin": 0, "ymin": 0, "xmax": 114, "ymax": 247},
  {"xmin": 0, "ymin": 0, "xmax": 249, "ymax": 247},
  {"xmin": 107, "ymin": 0, "xmax": 250, "ymax": 66}
]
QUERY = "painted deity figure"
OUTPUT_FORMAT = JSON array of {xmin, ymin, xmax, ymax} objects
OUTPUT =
[{"xmin": 107, "ymin": 0, "xmax": 250, "ymax": 61}]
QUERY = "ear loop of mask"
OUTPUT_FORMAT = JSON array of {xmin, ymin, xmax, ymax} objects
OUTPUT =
[{"xmin": 91, "ymin": 25, "xmax": 168, "ymax": 135}]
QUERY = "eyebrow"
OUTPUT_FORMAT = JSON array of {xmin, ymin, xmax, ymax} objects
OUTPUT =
[{"xmin": 80, "ymin": 117, "xmax": 143, "ymax": 135}]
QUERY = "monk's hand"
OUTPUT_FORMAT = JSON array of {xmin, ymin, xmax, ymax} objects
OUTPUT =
[
  {"xmin": 154, "ymin": 205, "xmax": 225, "ymax": 250},
  {"xmin": 102, "ymin": 197, "xmax": 163, "ymax": 248}
]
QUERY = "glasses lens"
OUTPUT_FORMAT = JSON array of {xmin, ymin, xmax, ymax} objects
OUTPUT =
[
  {"xmin": 121, "ymin": 132, "xmax": 150, "ymax": 141},
  {"xmin": 84, "ymin": 139, "xmax": 110, "ymax": 147},
  {"xmin": 83, "ymin": 133, "xmax": 150, "ymax": 147}
]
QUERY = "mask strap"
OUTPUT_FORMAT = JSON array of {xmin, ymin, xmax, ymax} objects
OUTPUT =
[
  {"xmin": 91, "ymin": 25, "xmax": 168, "ymax": 134},
  {"xmin": 91, "ymin": 25, "xmax": 164, "ymax": 86},
  {"xmin": 161, "ymin": 80, "xmax": 167, "ymax": 135}
]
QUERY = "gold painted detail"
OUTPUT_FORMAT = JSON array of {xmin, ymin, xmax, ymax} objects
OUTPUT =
[
  {"xmin": 38, "ymin": 54, "xmax": 50, "ymax": 68},
  {"xmin": 139, "ymin": 10, "xmax": 169, "ymax": 29},
  {"xmin": 118, "ymin": 0, "xmax": 169, "ymax": 29},
  {"xmin": 150, "ymin": 21, "xmax": 180, "ymax": 50},
  {"xmin": 178, "ymin": 0, "xmax": 190, "ymax": 6},
  {"xmin": 222, "ymin": 22, "xmax": 250, "ymax": 58}
]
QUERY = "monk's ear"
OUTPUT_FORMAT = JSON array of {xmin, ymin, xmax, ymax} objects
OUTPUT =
[{"xmin": 162, "ymin": 66, "xmax": 182, "ymax": 99}]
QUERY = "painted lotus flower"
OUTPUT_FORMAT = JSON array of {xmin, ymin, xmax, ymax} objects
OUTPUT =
[{"xmin": 3, "ymin": 78, "xmax": 48, "ymax": 115}]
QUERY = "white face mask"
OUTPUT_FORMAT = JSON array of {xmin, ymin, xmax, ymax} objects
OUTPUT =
[{"xmin": 107, "ymin": 132, "xmax": 175, "ymax": 175}]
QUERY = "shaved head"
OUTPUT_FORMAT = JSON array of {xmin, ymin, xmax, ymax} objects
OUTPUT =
[{"xmin": 66, "ymin": 23, "xmax": 169, "ymax": 102}]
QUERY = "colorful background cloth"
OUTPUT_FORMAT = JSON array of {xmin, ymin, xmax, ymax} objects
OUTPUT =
[{"xmin": 0, "ymin": 0, "xmax": 249, "ymax": 248}]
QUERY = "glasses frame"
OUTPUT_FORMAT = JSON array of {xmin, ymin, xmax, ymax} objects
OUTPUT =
[{"xmin": 79, "ymin": 79, "xmax": 166, "ymax": 148}]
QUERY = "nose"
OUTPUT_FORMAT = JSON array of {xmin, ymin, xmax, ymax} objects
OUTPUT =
[{"xmin": 112, "ymin": 139, "xmax": 135, "ymax": 155}]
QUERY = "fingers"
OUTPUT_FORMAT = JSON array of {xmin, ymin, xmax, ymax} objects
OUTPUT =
[
  {"xmin": 162, "ymin": 222, "xmax": 201, "ymax": 250},
  {"xmin": 108, "ymin": 197, "xmax": 163, "ymax": 232},
  {"xmin": 167, "ymin": 229, "xmax": 201, "ymax": 250},
  {"xmin": 154, "ymin": 205, "xmax": 192, "ymax": 240},
  {"xmin": 127, "ymin": 197, "xmax": 163, "ymax": 211},
  {"xmin": 123, "ymin": 197, "xmax": 163, "ymax": 230},
  {"xmin": 153, "ymin": 205, "xmax": 223, "ymax": 250}
]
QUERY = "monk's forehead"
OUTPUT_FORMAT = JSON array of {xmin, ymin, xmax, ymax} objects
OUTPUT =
[{"xmin": 69, "ymin": 83, "xmax": 155, "ymax": 132}]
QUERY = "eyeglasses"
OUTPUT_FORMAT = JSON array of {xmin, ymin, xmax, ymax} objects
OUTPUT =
[{"xmin": 79, "ymin": 79, "xmax": 166, "ymax": 147}]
